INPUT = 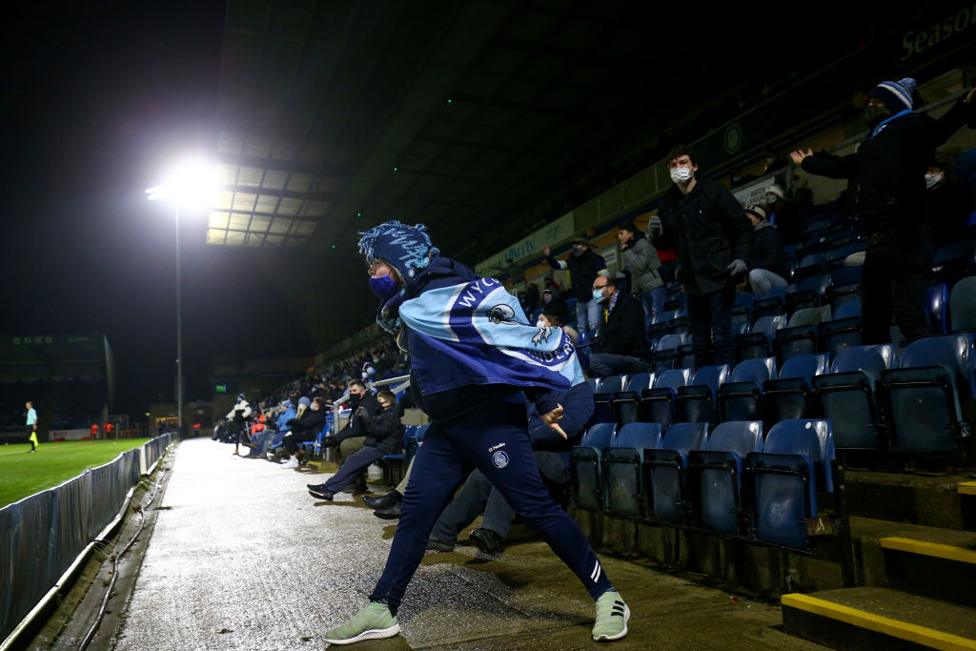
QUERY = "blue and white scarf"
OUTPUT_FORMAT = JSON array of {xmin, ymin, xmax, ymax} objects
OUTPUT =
[{"xmin": 398, "ymin": 276, "xmax": 585, "ymax": 394}]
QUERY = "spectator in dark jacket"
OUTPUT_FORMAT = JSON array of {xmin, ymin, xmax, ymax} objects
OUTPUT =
[
  {"xmin": 543, "ymin": 238, "xmax": 608, "ymax": 335},
  {"xmin": 926, "ymin": 156, "xmax": 974, "ymax": 247},
  {"xmin": 308, "ymin": 391, "xmax": 402, "ymax": 500},
  {"xmin": 281, "ymin": 397, "xmax": 327, "ymax": 468},
  {"xmin": 744, "ymin": 205, "xmax": 790, "ymax": 295},
  {"xmin": 649, "ymin": 145, "xmax": 753, "ymax": 367},
  {"xmin": 792, "ymin": 78, "xmax": 976, "ymax": 344},
  {"xmin": 587, "ymin": 275, "xmax": 652, "ymax": 378},
  {"xmin": 427, "ymin": 381, "xmax": 594, "ymax": 554}
]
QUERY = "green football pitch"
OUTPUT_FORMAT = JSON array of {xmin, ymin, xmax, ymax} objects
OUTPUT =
[{"xmin": 0, "ymin": 439, "xmax": 151, "ymax": 508}]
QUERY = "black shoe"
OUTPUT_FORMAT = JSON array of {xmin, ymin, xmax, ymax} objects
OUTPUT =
[
  {"xmin": 364, "ymin": 491, "xmax": 400, "ymax": 510},
  {"xmin": 426, "ymin": 538, "xmax": 455, "ymax": 552},
  {"xmin": 307, "ymin": 482, "xmax": 327, "ymax": 492},
  {"xmin": 308, "ymin": 488, "xmax": 334, "ymax": 500},
  {"xmin": 373, "ymin": 502, "xmax": 401, "ymax": 519},
  {"xmin": 469, "ymin": 528, "xmax": 505, "ymax": 555}
]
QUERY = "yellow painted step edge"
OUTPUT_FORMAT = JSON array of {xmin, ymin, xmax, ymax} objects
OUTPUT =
[
  {"xmin": 782, "ymin": 593, "xmax": 976, "ymax": 651},
  {"xmin": 959, "ymin": 481, "xmax": 976, "ymax": 497},
  {"xmin": 881, "ymin": 537, "xmax": 976, "ymax": 565}
]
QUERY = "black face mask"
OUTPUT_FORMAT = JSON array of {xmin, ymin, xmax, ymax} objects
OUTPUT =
[
  {"xmin": 865, "ymin": 104, "xmax": 890, "ymax": 128},
  {"xmin": 349, "ymin": 394, "xmax": 362, "ymax": 409}
]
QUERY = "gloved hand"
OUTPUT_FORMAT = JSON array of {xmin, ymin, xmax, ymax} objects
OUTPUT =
[
  {"xmin": 727, "ymin": 259, "xmax": 747, "ymax": 276},
  {"xmin": 647, "ymin": 216, "xmax": 663, "ymax": 237}
]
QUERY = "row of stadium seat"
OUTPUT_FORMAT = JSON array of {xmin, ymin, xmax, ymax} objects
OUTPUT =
[
  {"xmin": 587, "ymin": 334, "xmax": 975, "ymax": 454},
  {"xmin": 571, "ymin": 419, "xmax": 836, "ymax": 550}
]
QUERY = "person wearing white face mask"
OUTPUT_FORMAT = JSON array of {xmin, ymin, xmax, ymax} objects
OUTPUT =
[
  {"xmin": 648, "ymin": 145, "xmax": 753, "ymax": 369},
  {"xmin": 543, "ymin": 237, "xmax": 608, "ymax": 336},
  {"xmin": 924, "ymin": 156, "xmax": 973, "ymax": 248}
]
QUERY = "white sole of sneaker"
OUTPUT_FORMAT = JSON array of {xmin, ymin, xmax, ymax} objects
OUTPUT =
[
  {"xmin": 324, "ymin": 623, "xmax": 400, "ymax": 645},
  {"xmin": 593, "ymin": 604, "xmax": 630, "ymax": 642}
]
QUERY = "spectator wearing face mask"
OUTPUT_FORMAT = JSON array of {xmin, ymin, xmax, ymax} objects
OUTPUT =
[
  {"xmin": 326, "ymin": 379, "xmax": 382, "ymax": 493},
  {"xmin": 616, "ymin": 221, "xmax": 663, "ymax": 326},
  {"xmin": 744, "ymin": 205, "xmax": 790, "ymax": 295},
  {"xmin": 586, "ymin": 274, "xmax": 652, "ymax": 378},
  {"xmin": 792, "ymin": 78, "xmax": 976, "ymax": 344},
  {"xmin": 542, "ymin": 237, "xmax": 609, "ymax": 335},
  {"xmin": 280, "ymin": 396, "xmax": 327, "ymax": 469},
  {"xmin": 648, "ymin": 145, "xmax": 753, "ymax": 368}
]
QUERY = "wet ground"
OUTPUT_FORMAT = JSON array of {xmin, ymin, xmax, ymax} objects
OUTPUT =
[{"xmin": 113, "ymin": 438, "xmax": 823, "ymax": 650}]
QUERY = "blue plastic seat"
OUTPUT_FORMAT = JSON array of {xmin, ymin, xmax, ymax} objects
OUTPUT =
[
  {"xmin": 644, "ymin": 422, "xmax": 708, "ymax": 523},
  {"xmin": 654, "ymin": 333, "xmax": 689, "ymax": 372},
  {"xmin": 752, "ymin": 288, "xmax": 787, "ymax": 320},
  {"xmin": 639, "ymin": 369, "xmax": 691, "ymax": 430},
  {"xmin": 931, "ymin": 241, "xmax": 976, "ymax": 283},
  {"xmin": 813, "ymin": 345, "xmax": 895, "ymax": 450},
  {"xmin": 880, "ymin": 335, "xmax": 973, "ymax": 452},
  {"xmin": 950, "ymin": 276, "xmax": 976, "ymax": 333},
  {"xmin": 762, "ymin": 354, "xmax": 828, "ymax": 422},
  {"xmin": 786, "ymin": 275, "xmax": 829, "ymax": 313},
  {"xmin": 591, "ymin": 375, "xmax": 627, "ymax": 424},
  {"xmin": 676, "ymin": 365, "xmax": 730, "ymax": 424},
  {"xmin": 926, "ymin": 283, "xmax": 949, "ymax": 335},
  {"xmin": 570, "ymin": 423, "xmax": 616, "ymax": 512},
  {"xmin": 736, "ymin": 315, "xmax": 787, "ymax": 361},
  {"xmin": 748, "ymin": 419, "xmax": 835, "ymax": 549},
  {"xmin": 689, "ymin": 421, "xmax": 764, "ymax": 534},
  {"xmin": 605, "ymin": 423, "xmax": 664, "ymax": 518},
  {"xmin": 718, "ymin": 358, "xmax": 776, "ymax": 422},
  {"xmin": 777, "ymin": 306, "xmax": 830, "ymax": 361},
  {"xmin": 611, "ymin": 373, "xmax": 654, "ymax": 427}
]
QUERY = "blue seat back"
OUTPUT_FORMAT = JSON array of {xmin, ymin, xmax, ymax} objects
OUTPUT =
[
  {"xmin": 704, "ymin": 421, "xmax": 763, "ymax": 456},
  {"xmin": 655, "ymin": 333, "xmax": 687, "ymax": 352},
  {"xmin": 752, "ymin": 315, "xmax": 787, "ymax": 339},
  {"xmin": 652, "ymin": 310, "xmax": 679, "ymax": 325},
  {"xmin": 597, "ymin": 375, "xmax": 626, "ymax": 394},
  {"xmin": 653, "ymin": 368, "xmax": 691, "ymax": 392},
  {"xmin": 834, "ymin": 297, "xmax": 861, "ymax": 320},
  {"xmin": 830, "ymin": 344, "xmax": 897, "ymax": 383},
  {"xmin": 927, "ymin": 283, "xmax": 949, "ymax": 335},
  {"xmin": 950, "ymin": 276, "xmax": 976, "ymax": 332},
  {"xmin": 798, "ymin": 253, "xmax": 825, "ymax": 270},
  {"xmin": 729, "ymin": 358, "xmax": 776, "ymax": 386},
  {"xmin": 763, "ymin": 419, "xmax": 835, "ymax": 491},
  {"xmin": 794, "ymin": 274, "xmax": 829, "ymax": 296},
  {"xmin": 899, "ymin": 334, "xmax": 975, "ymax": 398},
  {"xmin": 612, "ymin": 422, "xmax": 662, "ymax": 449},
  {"xmin": 656, "ymin": 422, "xmax": 708, "ymax": 455},
  {"xmin": 778, "ymin": 354, "xmax": 828, "ymax": 385},
  {"xmin": 689, "ymin": 365, "xmax": 730, "ymax": 398},
  {"xmin": 624, "ymin": 372, "xmax": 653, "ymax": 393},
  {"xmin": 579, "ymin": 422, "xmax": 615, "ymax": 449}
]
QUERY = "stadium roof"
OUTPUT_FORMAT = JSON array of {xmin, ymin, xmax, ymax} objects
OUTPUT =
[{"xmin": 212, "ymin": 1, "xmax": 916, "ymax": 262}]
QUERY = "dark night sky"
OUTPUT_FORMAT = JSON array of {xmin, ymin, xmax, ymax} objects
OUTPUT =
[{"xmin": 1, "ymin": 2, "xmax": 311, "ymax": 417}]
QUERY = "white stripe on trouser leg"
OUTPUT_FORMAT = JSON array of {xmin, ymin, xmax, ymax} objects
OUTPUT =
[{"xmin": 590, "ymin": 561, "xmax": 601, "ymax": 582}]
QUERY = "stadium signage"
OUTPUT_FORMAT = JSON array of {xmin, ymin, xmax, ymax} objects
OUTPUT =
[
  {"xmin": 475, "ymin": 211, "xmax": 575, "ymax": 275},
  {"xmin": 900, "ymin": 4, "xmax": 976, "ymax": 60}
]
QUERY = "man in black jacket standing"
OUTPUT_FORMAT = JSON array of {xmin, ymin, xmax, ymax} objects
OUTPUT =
[
  {"xmin": 308, "ymin": 390, "xmax": 402, "ymax": 500},
  {"xmin": 543, "ymin": 237, "xmax": 608, "ymax": 335},
  {"xmin": 649, "ymin": 145, "xmax": 753, "ymax": 368},
  {"xmin": 792, "ymin": 79, "xmax": 976, "ymax": 344},
  {"xmin": 587, "ymin": 275, "xmax": 652, "ymax": 378}
]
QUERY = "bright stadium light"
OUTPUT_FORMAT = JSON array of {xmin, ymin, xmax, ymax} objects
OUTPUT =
[
  {"xmin": 145, "ymin": 156, "xmax": 220, "ymax": 437},
  {"xmin": 145, "ymin": 157, "xmax": 220, "ymax": 210}
]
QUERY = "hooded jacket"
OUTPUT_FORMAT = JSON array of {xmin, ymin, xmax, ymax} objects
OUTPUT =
[{"xmin": 619, "ymin": 234, "xmax": 663, "ymax": 293}]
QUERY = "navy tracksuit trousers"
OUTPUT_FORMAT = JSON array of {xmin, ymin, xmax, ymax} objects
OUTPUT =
[{"xmin": 369, "ymin": 397, "xmax": 614, "ymax": 613}]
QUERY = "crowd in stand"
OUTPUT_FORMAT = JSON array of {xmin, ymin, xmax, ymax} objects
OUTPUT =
[{"xmin": 209, "ymin": 76, "xmax": 976, "ymax": 646}]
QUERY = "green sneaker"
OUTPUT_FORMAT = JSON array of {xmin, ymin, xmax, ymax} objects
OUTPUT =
[
  {"xmin": 323, "ymin": 602, "xmax": 400, "ymax": 646},
  {"xmin": 592, "ymin": 590, "xmax": 630, "ymax": 642}
]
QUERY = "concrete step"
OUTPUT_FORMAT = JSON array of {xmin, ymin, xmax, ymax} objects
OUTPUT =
[
  {"xmin": 845, "ymin": 470, "xmax": 976, "ymax": 531},
  {"xmin": 961, "ymin": 482, "xmax": 976, "ymax": 530},
  {"xmin": 782, "ymin": 587, "xmax": 976, "ymax": 650},
  {"xmin": 880, "ymin": 536, "xmax": 976, "ymax": 608}
]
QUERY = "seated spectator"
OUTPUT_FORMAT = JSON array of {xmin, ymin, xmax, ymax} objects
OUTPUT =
[
  {"xmin": 744, "ymin": 205, "xmax": 790, "ymax": 295},
  {"xmin": 616, "ymin": 221, "xmax": 663, "ymax": 324},
  {"xmin": 587, "ymin": 274, "xmax": 652, "ymax": 378},
  {"xmin": 543, "ymin": 238, "xmax": 608, "ymax": 335},
  {"xmin": 427, "ymin": 380, "xmax": 594, "ymax": 554},
  {"xmin": 325, "ymin": 379, "xmax": 382, "ymax": 493},
  {"xmin": 280, "ymin": 396, "xmax": 327, "ymax": 468},
  {"xmin": 307, "ymin": 390, "xmax": 403, "ymax": 500},
  {"xmin": 538, "ymin": 303, "xmax": 578, "ymax": 344},
  {"xmin": 926, "ymin": 155, "xmax": 973, "ymax": 247}
]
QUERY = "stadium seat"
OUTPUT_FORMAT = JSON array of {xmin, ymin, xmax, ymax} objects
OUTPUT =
[
  {"xmin": 654, "ymin": 334, "xmax": 688, "ymax": 372},
  {"xmin": 762, "ymin": 353, "xmax": 828, "ymax": 422},
  {"xmin": 676, "ymin": 365, "xmax": 729, "ymax": 424},
  {"xmin": 776, "ymin": 306, "xmax": 830, "ymax": 361},
  {"xmin": 927, "ymin": 283, "xmax": 950, "ymax": 335},
  {"xmin": 570, "ymin": 423, "xmax": 616, "ymax": 512},
  {"xmin": 688, "ymin": 421, "xmax": 764, "ymax": 534},
  {"xmin": 612, "ymin": 373, "xmax": 654, "ymax": 426},
  {"xmin": 748, "ymin": 419, "xmax": 835, "ymax": 549},
  {"xmin": 950, "ymin": 276, "xmax": 976, "ymax": 332},
  {"xmin": 813, "ymin": 345, "xmax": 896, "ymax": 450},
  {"xmin": 752, "ymin": 288, "xmax": 787, "ymax": 320},
  {"xmin": 880, "ymin": 335, "xmax": 974, "ymax": 453},
  {"xmin": 639, "ymin": 368, "xmax": 691, "ymax": 430},
  {"xmin": 931, "ymin": 241, "xmax": 976, "ymax": 283},
  {"xmin": 736, "ymin": 315, "xmax": 787, "ymax": 361},
  {"xmin": 605, "ymin": 423, "xmax": 663, "ymax": 518},
  {"xmin": 826, "ymin": 267, "xmax": 862, "ymax": 313},
  {"xmin": 785, "ymin": 274, "xmax": 829, "ymax": 313},
  {"xmin": 795, "ymin": 253, "xmax": 826, "ymax": 279},
  {"xmin": 826, "ymin": 242, "xmax": 866, "ymax": 269},
  {"xmin": 718, "ymin": 358, "xmax": 776, "ymax": 422},
  {"xmin": 592, "ymin": 375, "xmax": 627, "ymax": 424},
  {"xmin": 644, "ymin": 422, "xmax": 708, "ymax": 523}
]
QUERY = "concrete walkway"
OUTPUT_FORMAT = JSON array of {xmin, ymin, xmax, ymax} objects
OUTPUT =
[{"xmin": 114, "ymin": 438, "xmax": 822, "ymax": 650}]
